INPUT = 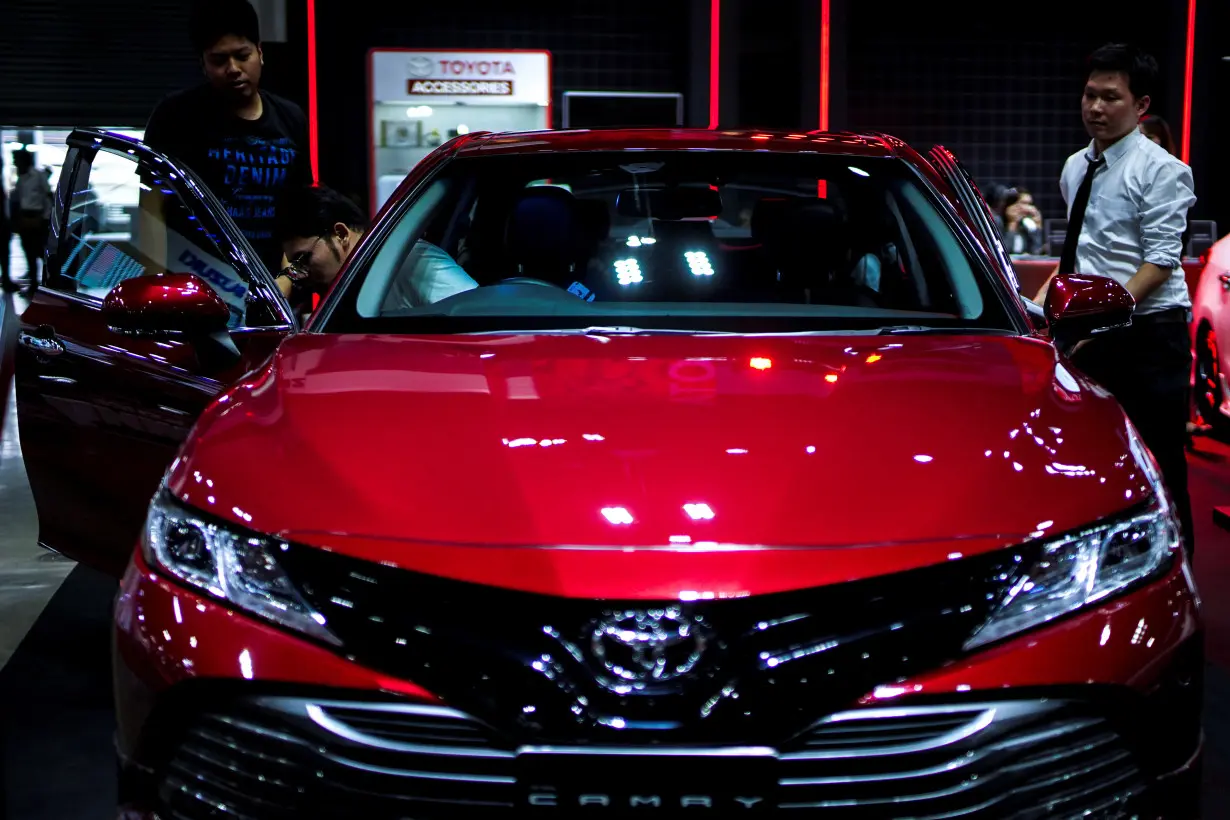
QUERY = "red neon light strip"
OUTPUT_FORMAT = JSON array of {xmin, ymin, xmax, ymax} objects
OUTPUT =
[
  {"xmin": 1181, "ymin": 0, "xmax": 1196, "ymax": 164},
  {"xmin": 819, "ymin": 0, "xmax": 831, "ymax": 131},
  {"xmin": 306, "ymin": 0, "xmax": 321, "ymax": 183},
  {"xmin": 708, "ymin": 0, "xmax": 720, "ymax": 129}
]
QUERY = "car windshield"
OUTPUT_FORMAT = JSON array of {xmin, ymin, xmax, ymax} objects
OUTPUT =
[{"xmin": 322, "ymin": 151, "xmax": 1016, "ymax": 335}]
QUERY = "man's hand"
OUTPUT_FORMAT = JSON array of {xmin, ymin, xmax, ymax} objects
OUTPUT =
[
  {"xmin": 1123, "ymin": 262, "xmax": 1169, "ymax": 303},
  {"xmin": 1032, "ymin": 264, "xmax": 1061, "ymax": 304}
]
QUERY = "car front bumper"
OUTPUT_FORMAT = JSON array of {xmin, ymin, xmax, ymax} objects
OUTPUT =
[{"xmin": 114, "ymin": 554, "xmax": 1204, "ymax": 818}]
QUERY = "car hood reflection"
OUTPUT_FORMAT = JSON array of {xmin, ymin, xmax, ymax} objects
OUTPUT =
[{"xmin": 166, "ymin": 333, "xmax": 1152, "ymax": 596}]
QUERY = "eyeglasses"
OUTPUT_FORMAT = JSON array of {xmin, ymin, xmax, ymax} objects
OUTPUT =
[{"xmin": 286, "ymin": 236, "xmax": 324, "ymax": 279}]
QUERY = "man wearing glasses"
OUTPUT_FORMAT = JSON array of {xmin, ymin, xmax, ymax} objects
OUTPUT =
[{"xmin": 273, "ymin": 185, "xmax": 474, "ymax": 313}]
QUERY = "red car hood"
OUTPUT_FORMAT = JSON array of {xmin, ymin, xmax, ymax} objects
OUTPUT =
[{"xmin": 169, "ymin": 333, "xmax": 1151, "ymax": 598}]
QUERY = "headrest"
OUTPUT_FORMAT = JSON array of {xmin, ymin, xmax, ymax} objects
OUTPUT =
[
  {"xmin": 504, "ymin": 187, "xmax": 588, "ymax": 274},
  {"xmin": 750, "ymin": 198, "xmax": 792, "ymax": 245},
  {"xmin": 752, "ymin": 198, "xmax": 843, "ymax": 247},
  {"xmin": 574, "ymin": 197, "xmax": 611, "ymax": 248}
]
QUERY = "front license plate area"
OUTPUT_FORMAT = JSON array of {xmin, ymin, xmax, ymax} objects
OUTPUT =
[{"xmin": 517, "ymin": 751, "xmax": 776, "ymax": 813}]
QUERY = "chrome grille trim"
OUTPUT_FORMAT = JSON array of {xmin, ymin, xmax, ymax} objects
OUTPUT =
[
  {"xmin": 781, "ymin": 702, "xmax": 1030, "ymax": 760},
  {"xmin": 327, "ymin": 752, "xmax": 518, "ymax": 784},
  {"xmin": 303, "ymin": 703, "xmax": 515, "ymax": 759},
  {"xmin": 779, "ymin": 750, "xmax": 983, "ymax": 786},
  {"xmin": 159, "ymin": 696, "xmax": 1146, "ymax": 819}
]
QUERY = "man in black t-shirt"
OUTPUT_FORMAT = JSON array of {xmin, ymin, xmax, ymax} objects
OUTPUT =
[{"xmin": 144, "ymin": 0, "xmax": 313, "ymax": 273}]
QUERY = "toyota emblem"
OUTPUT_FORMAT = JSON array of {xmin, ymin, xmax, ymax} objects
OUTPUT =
[
  {"xmin": 589, "ymin": 607, "xmax": 708, "ymax": 690},
  {"xmin": 407, "ymin": 56, "xmax": 434, "ymax": 78}
]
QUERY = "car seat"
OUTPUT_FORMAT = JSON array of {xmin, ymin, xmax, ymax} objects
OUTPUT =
[
  {"xmin": 503, "ymin": 187, "xmax": 594, "ymax": 289},
  {"xmin": 752, "ymin": 198, "xmax": 876, "ymax": 307}
]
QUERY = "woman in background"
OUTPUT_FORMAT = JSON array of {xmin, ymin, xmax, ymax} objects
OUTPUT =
[
  {"xmin": 1140, "ymin": 114, "xmax": 1177, "ymax": 155},
  {"xmin": 1000, "ymin": 187, "xmax": 1045, "ymax": 256}
]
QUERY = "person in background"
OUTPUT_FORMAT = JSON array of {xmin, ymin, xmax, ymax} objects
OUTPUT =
[
  {"xmin": 143, "ymin": 0, "xmax": 313, "ymax": 273},
  {"xmin": 984, "ymin": 183, "xmax": 1012, "ymax": 234},
  {"xmin": 272, "ymin": 185, "xmax": 476, "ymax": 316},
  {"xmin": 11, "ymin": 150, "xmax": 52, "ymax": 292},
  {"xmin": 0, "ymin": 286, "xmax": 14, "ymax": 448},
  {"xmin": 1036, "ymin": 43, "xmax": 1197, "ymax": 556},
  {"xmin": 1000, "ymin": 187, "xmax": 1046, "ymax": 255},
  {"xmin": 1140, "ymin": 114, "xmax": 1177, "ymax": 155},
  {"xmin": 0, "ymin": 153, "xmax": 13, "ymax": 292}
]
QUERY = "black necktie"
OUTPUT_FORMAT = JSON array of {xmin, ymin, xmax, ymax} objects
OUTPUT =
[{"xmin": 1058, "ymin": 156, "xmax": 1105, "ymax": 274}]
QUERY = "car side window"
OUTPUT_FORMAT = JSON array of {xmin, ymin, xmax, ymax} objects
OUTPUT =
[{"xmin": 53, "ymin": 146, "xmax": 254, "ymax": 329}]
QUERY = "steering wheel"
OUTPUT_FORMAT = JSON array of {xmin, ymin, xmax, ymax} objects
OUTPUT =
[{"xmin": 497, "ymin": 277, "xmax": 565, "ymax": 289}]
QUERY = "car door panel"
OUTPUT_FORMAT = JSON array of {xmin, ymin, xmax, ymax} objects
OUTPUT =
[{"xmin": 15, "ymin": 129, "xmax": 295, "ymax": 575}]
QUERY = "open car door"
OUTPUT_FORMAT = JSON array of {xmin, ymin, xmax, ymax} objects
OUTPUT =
[
  {"xmin": 926, "ymin": 145, "xmax": 1044, "ymax": 324},
  {"xmin": 14, "ymin": 129, "xmax": 297, "ymax": 575}
]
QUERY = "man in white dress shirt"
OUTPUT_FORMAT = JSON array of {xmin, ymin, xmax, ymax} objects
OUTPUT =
[{"xmin": 1038, "ymin": 43, "xmax": 1197, "ymax": 554}]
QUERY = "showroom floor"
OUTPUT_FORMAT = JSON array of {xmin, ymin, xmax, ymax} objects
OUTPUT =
[{"xmin": 4, "ymin": 285, "xmax": 1230, "ymax": 818}]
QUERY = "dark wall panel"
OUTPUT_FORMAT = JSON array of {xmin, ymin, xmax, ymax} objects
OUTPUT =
[
  {"xmin": 0, "ymin": 0, "xmax": 199, "ymax": 127},
  {"xmin": 313, "ymin": 0, "xmax": 690, "ymax": 209},
  {"xmin": 844, "ymin": 6, "xmax": 1188, "ymax": 225},
  {"xmin": 0, "ymin": 0, "xmax": 307, "ymax": 129}
]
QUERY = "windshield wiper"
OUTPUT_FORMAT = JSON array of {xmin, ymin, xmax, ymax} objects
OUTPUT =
[{"xmin": 877, "ymin": 325, "xmax": 1015, "ymax": 336}]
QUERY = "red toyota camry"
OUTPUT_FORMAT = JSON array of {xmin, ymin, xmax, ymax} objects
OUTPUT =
[{"xmin": 15, "ymin": 129, "xmax": 1202, "ymax": 818}]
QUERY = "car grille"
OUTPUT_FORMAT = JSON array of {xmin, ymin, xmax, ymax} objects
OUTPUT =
[
  {"xmin": 274, "ymin": 542, "xmax": 1031, "ymax": 745},
  {"xmin": 156, "ymin": 695, "xmax": 1145, "ymax": 819}
]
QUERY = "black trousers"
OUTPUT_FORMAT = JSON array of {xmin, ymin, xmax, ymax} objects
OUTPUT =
[
  {"xmin": 1071, "ymin": 312, "xmax": 1195, "ymax": 556},
  {"xmin": 17, "ymin": 225, "xmax": 46, "ymax": 287}
]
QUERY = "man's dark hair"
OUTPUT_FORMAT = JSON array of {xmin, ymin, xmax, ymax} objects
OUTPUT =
[
  {"xmin": 190, "ymin": 0, "xmax": 261, "ymax": 54},
  {"xmin": 1087, "ymin": 42, "xmax": 1159, "ymax": 101},
  {"xmin": 274, "ymin": 185, "xmax": 370, "ymax": 242}
]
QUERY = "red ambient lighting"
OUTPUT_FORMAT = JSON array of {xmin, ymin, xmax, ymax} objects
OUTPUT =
[
  {"xmin": 819, "ymin": 0, "xmax": 831, "ymax": 131},
  {"xmin": 1181, "ymin": 0, "xmax": 1196, "ymax": 164},
  {"xmin": 306, "ymin": 0, "xmax": 320, "ymax": 183},
  {"xmin": 709, "ymin": 0, "xmax": 721, "ymax": 129}
]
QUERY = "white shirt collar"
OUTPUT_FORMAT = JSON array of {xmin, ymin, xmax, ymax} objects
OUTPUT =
[{"xmin": 1083, "ymin": 127, "xmax": 1143, "ymax": 167}]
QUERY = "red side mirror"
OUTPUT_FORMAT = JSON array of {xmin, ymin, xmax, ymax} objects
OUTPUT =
[
  {"xmin": 102, "ymin": 273, "xmax": 231, "ymax": 335},
  {"xmin": 1043, "ymin": 273, "xmax": 1134, "ymax": 346}
]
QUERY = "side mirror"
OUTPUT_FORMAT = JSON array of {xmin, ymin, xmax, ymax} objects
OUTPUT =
[
  {"xmin": 1044, "ymin": 273, "xmax": 1134, "ymax": 348},
  {"xmin": 102, "ymin": 273, "xmax": 232, "ymax": 336}
]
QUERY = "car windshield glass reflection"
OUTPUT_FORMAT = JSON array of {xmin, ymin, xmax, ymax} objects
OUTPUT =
[{"xmin": 330, "ymin": 152, "xmax": 1014, "ymax": 335}]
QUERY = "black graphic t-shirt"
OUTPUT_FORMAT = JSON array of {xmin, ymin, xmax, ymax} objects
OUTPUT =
[{"xmin": 144, "ymin": 84, "xmax": 313, "ymax": 272}]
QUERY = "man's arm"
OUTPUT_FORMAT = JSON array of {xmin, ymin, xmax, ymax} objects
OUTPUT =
[
  {"xmin": 136, "ymin": 99, "xmax": 182, "ymax": 270},
  {"xmin": 1030, "ymin": 157, "xmax": 1076, "ymax": 304},
  {"xmin": 1129, "ymin": 159, "xmax": 1196, "ymax": 304}
]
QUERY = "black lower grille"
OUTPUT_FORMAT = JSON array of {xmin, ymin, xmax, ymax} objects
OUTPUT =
[{"xmin": 156, "ymin": 695, "xmax": 1152, "ymax": 819}]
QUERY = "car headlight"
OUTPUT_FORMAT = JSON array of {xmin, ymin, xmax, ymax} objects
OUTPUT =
[
  {"xmin": 965, "ymin": 421, "xmax": 1181, "ymax": 651},
  {"xmin": 142, "ymin": 491, "xmax": 338, "ymax": 645}
]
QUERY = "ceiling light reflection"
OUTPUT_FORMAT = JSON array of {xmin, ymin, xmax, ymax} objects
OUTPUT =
[
  {"xmin": 601, "ymin": 507, "xmax": 634, "ymax": 525},
  {"xmin": 683, "ymin": 503, "xmax": 715, "ymax": 521}
]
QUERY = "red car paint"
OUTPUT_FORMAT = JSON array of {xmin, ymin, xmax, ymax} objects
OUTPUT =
[
  {"xmin": 164, "ymin": 332, "xmax": 1148, "ymax": 598},
  {"xmin": 16, "ymin": 129, "xmax": 1200, "ymax": 816}
]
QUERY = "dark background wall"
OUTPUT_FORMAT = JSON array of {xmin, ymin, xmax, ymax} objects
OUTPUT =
[
  {"xmin": 0, "ymin": 0, "xmax": 305, "ymax": 128},
  {"xmin": 311, "ymin": 0, "xmax": 692, "ymax": 208},
  {"xmin": 0, "ymin": 0, "xmax": 1221, "ymax": 238},
  {"xmin": 841, "ymin": 2, "xmax": 1207, "ymax": 228}
]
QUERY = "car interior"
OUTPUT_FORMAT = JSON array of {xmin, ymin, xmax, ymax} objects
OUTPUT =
[{"xmin": 354, "ymin": 154, "xmax": 992, "ymax": 324}]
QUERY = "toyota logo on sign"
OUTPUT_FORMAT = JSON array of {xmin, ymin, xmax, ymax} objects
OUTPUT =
[
  {"xmin": 407, "ymin": 56, "xmax": 434, "ymax": 78},
  {"xmin": 588, "ymin": 608, "xmax": 708, "ymax": 691}
]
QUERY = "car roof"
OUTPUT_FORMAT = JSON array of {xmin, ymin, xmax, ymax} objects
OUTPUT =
[{"xmin": 451, "ymin": 128, "xmax": 899, "ymax": 158}]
